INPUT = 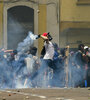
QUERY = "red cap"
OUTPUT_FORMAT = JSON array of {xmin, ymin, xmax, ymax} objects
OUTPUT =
[{"xmin": 42, "ymin": 33, "xmax": 48, "ymax": 37}]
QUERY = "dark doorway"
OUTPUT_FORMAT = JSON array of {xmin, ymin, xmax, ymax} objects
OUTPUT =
[{"xmin": 7, "ymin": 6, "xmax": 34, "ymax": 49}]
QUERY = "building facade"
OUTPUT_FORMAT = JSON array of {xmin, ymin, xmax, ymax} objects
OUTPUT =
[
  {"xmin": 60, "ymin": 0, "xmax": 90, "ymax": 49},
  {"xmin": 0, "ymin": 0, "xmax": 90, "ymax": 54}
]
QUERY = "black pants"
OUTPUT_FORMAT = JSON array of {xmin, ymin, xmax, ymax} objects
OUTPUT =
[{"xmin": 40, "ymin": 59, "xmax": 56, "ymax": 70}]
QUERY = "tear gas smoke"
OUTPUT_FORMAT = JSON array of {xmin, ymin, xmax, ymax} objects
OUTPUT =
[
  {"xmin": 17, "ymin": 31, "xmax": 38, "ymax": 56},
  {"xmin": 0, "ymin": 31, "xmax": 88, "ymax": 89},
  {"xmin": 0, "ymin": 31, "xmax": 39, "ymax": 89}
]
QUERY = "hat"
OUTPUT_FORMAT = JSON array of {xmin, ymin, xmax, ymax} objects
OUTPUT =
[
  {"xmin": 42, "ymin": 33, "xmax": 48, "ymax": 37},
  {"xmin": 84, "ymin": 46, "xmax": 88, "ymax": 49}
]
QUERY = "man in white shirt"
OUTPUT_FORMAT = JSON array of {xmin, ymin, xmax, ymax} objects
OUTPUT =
[
  {"xmin": 40, "ymin": 32, "xmax": 55, "ymax": 70},
  {"xmin": 43, "ymin": 40, "xmax": 54, "ymax": 60},
  {"xmin": 29, "ymin": 33, "xmax": 55, "ymax": 86}
]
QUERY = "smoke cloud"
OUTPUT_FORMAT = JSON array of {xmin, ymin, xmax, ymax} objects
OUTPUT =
[
  {"xmin": 17, "ymin": 31, "xmax": 38, "ymax": 55},
  {"xmin": 0, "ymin": 14, "xmax": 88, "ymax": 88}
]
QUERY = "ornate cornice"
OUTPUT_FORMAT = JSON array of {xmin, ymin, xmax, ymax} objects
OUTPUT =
[{"xmin": 0, "ymin": 0, "xmax": 39, "ymax": 4}]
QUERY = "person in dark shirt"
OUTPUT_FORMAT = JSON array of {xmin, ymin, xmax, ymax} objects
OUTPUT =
[
  {"xmin": 75, "ymin": 44, "xmax": 88, "ymax": 87},
  {"xmin": 75, "ymin": 44, "xmax": 85, "ymax": 68}
]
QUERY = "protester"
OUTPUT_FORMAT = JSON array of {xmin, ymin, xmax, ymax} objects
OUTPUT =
[
  {"xmin": 0, "ymin": 41, "xmax": 90, "ymax": 88},
  {"xmin": 24, "ymin": 47, "xmax": 39, "ymax": 87},
  {"xmin": 52, "ymin": 43, "xmax": 61, "ymax": 87},
  {"xmin": 39, "ymin": 32, "xmax": 55, "ymax": 70},
  {"xmin": 87, "ymin": 48, "xmax": 90, "ymax": 87},
  {"xmin": 53, "ymin": 43, "xmax": 60, "ymax": 69},
  {"xmin": 33, "ymin": 32, "xmax": 55, "ymax": 87}
]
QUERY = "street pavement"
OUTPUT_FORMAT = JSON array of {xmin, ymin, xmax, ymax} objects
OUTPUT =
[{"xmin": 0, "ymin": 88, "xmax": 90, "ymax": 100}]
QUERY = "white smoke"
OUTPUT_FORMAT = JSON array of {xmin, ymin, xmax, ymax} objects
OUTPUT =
[{"xmin": 17, "ymin": 31, "xmax": 38, "ymax": 55}]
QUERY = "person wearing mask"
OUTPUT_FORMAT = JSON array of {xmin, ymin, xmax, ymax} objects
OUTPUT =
[
  {"xmin": 40, "ymin": 32, "xmax": 55, "ymax": 70},
  {"xmin": 31, "ymin": 32, "xmax": 55, "ymax": 87}
]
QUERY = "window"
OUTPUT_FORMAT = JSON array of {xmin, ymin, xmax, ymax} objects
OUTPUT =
[{"xmin": 77, "ymin": 0, "xmax": 90, "ymax": 5}]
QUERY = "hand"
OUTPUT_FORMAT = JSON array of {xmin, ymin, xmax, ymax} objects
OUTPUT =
[
  {"xmin": 38, "ymin": 34, "xmax": 41, "ymax": 38},
  {"xmin": 36, "ymin": 34, "xmax": 41, "ymax": 39}
]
